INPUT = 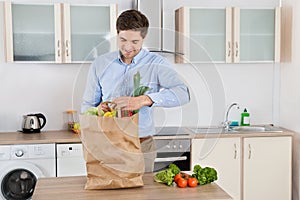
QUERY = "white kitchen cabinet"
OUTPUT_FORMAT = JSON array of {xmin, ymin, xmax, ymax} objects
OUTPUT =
[
  {"xmin": 191, "ymin": 136, "xmax": 292, "ymax": 200},
  {"xmin": 243, "ymin": 137, "xmax": 291, "ymax": 200},
  {"xmin": 191, "ymin": 137, "xmax": 241, "ymax": 200},
  {"xmin": 4, "ymin": 2, "xmax": 117, "ymax": 63},
  {"xmin": 63, "ymin": 4, "xmax": 117, "ymax": 63},
  {"xmin": 175, "ymin": 7, "xmax": 281, "ymax": 63}
]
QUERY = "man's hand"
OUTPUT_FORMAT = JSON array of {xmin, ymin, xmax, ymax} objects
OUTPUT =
[
  {"xmin": 99, "ymin": 102, "xmax": 111, "ymax": 112},
  {"xmin": 112, "ymin": 95, "xmax": 153, "ymax": 110}
]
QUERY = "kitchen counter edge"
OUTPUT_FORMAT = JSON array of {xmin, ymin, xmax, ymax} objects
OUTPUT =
[{"xmin": 0, "ymin": 127, "xmax": 294, "ymax": 145}]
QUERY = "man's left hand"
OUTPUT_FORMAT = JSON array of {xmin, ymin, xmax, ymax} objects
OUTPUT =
[{"xmin": 112, "ymin": 95, "xmax": 153, "ymax": 110}]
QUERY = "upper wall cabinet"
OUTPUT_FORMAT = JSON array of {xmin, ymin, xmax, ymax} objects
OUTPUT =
[
  {"xmin": 3, "ymin": 2, "xmax": 117, "ymax": 63},
  {"xmin": 175, "ymin": 7, "xmax": 281, "ymax": 64}
]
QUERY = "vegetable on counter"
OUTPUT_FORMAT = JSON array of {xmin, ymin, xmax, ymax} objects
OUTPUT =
[
  {"xmin": 154, "ymin": 163, "xmax": 218, "ymax": 188},
  {"xmin": 191, "ymin": 164, "xmax": 218, "ymax": 185},
  {"xmin": 153, "ymin": 164, "xmax": 181, "ymax": 186}
]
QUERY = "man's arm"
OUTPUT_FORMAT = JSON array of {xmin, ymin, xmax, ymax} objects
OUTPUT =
[
  {"xmin": 147, "ymin": 62, "xmax": 190, "ymax": 108},
  {"xmin": 113, "ymin": 95, "xmax": 153, "ymax": 110},
  {"xmin": 81, "ymin": 61, "xmax": 102, "ymax": 113}
]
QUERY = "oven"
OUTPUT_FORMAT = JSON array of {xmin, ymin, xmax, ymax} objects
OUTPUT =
[{"xmin": 153, "ymin": 127, "xmax": 191, "ymax": 172}]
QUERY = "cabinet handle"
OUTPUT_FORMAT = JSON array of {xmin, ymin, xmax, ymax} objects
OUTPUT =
[
  {"xmin": 248, "ymin": 144, "xmax": 252, "ymax": 159},
  {"xmin": 57, "ymin": 40, "xmax": 61, "ymax": 57},
  {"xmin": 65, "ymin": 40, "xmax": 69, "ymax": 57},
  {"xmin": 234, "ymin": 143, "xmax": 237, "ymax": 159},
  {"xmin": 235, "ymin": 42, "xmax": 239, "ymax": 57},
  {"xmin": 227, "ymin": 42, "xmax": 231, "ymax": 57}
]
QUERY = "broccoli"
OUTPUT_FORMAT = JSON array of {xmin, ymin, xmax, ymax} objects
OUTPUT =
[
  {"xmin": 168, "ymin": 163, "xmax": 181, "ymax": 175},
  {"xmin": 192, "ymin": 164, "xmax": 218, "ymax": 185}
]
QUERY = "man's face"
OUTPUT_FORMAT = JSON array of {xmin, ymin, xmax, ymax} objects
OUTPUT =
[{"xmin": 118, "ymin": 30, "xmax": 144, "ymax": 63}]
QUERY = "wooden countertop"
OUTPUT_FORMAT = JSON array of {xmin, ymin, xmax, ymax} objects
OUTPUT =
[
  {"xmin": 0, "ymin": 130, "xmax": 81, "ymax": 145},
  {"xmin": 0, "ymin": 126, "xmax": 294, "ymax": 145},
  {"xmin": 32, "ymin": 173, "xmax": 232, "ymax": 200}
]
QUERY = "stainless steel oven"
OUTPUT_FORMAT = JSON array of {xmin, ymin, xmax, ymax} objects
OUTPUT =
[{"xmin": 153, "ymin": 127, "xmax": 191, "ymax": 172}]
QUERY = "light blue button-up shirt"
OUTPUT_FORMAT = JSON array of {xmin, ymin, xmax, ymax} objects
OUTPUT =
[{"xmin": 81, "ymin": 49, "xmax": 190, "ymax": 137}]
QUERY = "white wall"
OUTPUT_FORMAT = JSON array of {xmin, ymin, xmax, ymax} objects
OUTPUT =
[
  {"xmin": 0, "ymin": 0, "xmax": 133, "ymax": 131},
  {"xmin": 0, "ymin": 0, "xmax": 279, "ymax": 132},
  {"xmin": 280, "ymin": 0, "xmax": 300, "ymax": 199}
]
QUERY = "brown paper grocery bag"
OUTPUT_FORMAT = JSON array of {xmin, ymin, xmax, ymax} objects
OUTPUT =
[{"xmin": 79, "ymin": 113, "xmax": 144, "ymax": 189}]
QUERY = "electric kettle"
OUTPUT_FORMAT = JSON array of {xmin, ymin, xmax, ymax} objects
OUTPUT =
[{"xmin": 22, "ymin": 113, "xmax": 46, "ymax": 133}]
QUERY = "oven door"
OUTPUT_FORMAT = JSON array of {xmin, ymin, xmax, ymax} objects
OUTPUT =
[
  {"xmin": 153, "ymin": 138, "xmax": 191, "ymax": 172},
  {"xmin": 154, "ymin": 152, "xmax": 190, "ymax": 172}
]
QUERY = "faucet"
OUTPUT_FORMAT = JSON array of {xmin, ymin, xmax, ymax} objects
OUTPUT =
[{"xmin": 223, "ymin": 102, "xmax": 240, "ymax": 131}]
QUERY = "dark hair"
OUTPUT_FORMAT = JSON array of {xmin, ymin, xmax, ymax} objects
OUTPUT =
[{"xmin": 116, "ymin": 9, "xmax": 149, "ymax": 38}]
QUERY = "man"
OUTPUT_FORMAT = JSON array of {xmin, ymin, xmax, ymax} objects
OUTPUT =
[{"xmin": 81, "ymin": 9, "xmax": 190, "ymax": 172}]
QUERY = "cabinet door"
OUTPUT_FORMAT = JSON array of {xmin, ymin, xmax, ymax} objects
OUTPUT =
[
  {"xmin": 175, "ymin": 7, "xmax": 232, "ymax": 63},
  {"xmin": 191, "ymin": 138, "xmax": 241, "ymax": 200},
  {"xmin": 233, "ymin": 7, "xmax": 281, "ymax": 63},
  {"xmin": 175, "ymin": 6, "xmax": 281, "ymax": 64},
  {"xmin": 4, "ymin": 2, "xmax": 61, "ymax": 62},
  {"xmin": 63, "ymin": 4, "xmax": 117, "ymax": 63},
  {"xmin": 243, "ymin": 137, "xmax": 292, "ymax": 200}
]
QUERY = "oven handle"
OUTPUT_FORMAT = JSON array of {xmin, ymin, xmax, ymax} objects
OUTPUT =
[{"xmin": 154, "ymin": 156, "xmax": 188, "ymax": 162}]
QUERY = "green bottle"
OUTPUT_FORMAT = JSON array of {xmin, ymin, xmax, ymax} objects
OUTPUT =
[{"xmin": 241, "ymin": 108, "xmax": 250, "ymax": 126}]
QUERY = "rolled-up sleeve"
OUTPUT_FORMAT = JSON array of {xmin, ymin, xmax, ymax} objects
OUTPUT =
[{"xmin": 147, "ymin": 61, "xmax": 190, "ymax": 107}]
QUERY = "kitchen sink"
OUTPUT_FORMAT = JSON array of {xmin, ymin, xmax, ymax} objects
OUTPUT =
[
  {"xmin": 228, "ymin": 125, "xmax": 282, "ymax": 133},
  {"xmin": 188, "ymin": 125, "xmax": 282, "ymax": 134}
]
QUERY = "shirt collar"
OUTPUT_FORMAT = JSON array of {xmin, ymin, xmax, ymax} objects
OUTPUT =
[{"xmin": 117, "ymin": 48, "xmax": 147, "ymax": 65}]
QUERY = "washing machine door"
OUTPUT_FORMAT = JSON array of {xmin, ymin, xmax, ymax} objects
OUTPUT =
[{"xmin": 0, "ymin": 162, "xmax": 43, "ymax": 200}]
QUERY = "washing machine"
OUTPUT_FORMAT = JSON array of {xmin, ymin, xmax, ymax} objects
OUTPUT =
[{"xmin": 0, "ymin": 144, "xmax": 55, "ymax": 200}]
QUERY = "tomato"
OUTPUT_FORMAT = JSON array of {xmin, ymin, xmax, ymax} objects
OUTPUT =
[
  {"xmin": 187, "ymin": 177, "xmax": 198, "ymax": 187},
  {"xmin": 177, "ymin": 178, "xmax": 187, "ymax": 188},
  {"xmin": 182, "ymin": 173, "xmax": 190, "ymax": 180},
  {"xmin": 174, "ymin": 173, "xmax": 182, "ymax": 183}
]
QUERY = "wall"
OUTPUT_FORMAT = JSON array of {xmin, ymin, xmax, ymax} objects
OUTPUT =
[
  {"xmin": 0, "ymin": 0, "xmax": 133, "ymax": 131},
  {"xmin": 0, "ymin": 0, "xmax": 278, "ymax": 132},
  {"xmin": 280, "ymin": 0, "xmax": 300, "ymax": 199}
]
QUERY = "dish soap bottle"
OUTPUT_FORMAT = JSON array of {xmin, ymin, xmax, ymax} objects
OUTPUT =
[{"xmin": 241, "ymin": 108, "xmax": 250, "ymax": 126}]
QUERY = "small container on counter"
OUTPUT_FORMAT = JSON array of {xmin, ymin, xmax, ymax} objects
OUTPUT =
[{"xmin": 65, "ymin": 110, "xmax": 79, "ymax": 130}]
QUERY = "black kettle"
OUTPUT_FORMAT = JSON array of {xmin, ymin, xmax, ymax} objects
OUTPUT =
[{"xmin": 22, "ymin": 113, "xmax": 46, "ymax": 133}]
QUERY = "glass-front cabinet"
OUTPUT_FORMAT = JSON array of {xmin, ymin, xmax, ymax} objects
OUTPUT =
[
  {"xmin": 64, "ymin": 4, "xmax": 116, "ymax": 63},
  {"xmin": 237, "ymin": 8, "xmax": 278, "ymax": 62},
  {"xmin": 4, "ymin": 2, "xmax": 117, "ymax": 63},
  {"xmin": 189, "ymin": 8, "xmax": 227, "ymax": 62},
  {"xmin": 175, "ymin": 7, "xmax": 230, "ymax": 63},
  {"xmin": 175, "ymin": 7, "xmax": 281, "ymax": 63},
  {"xmin": 5, "ymin": 3, "xmax": 57, "ymax": 62}
]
